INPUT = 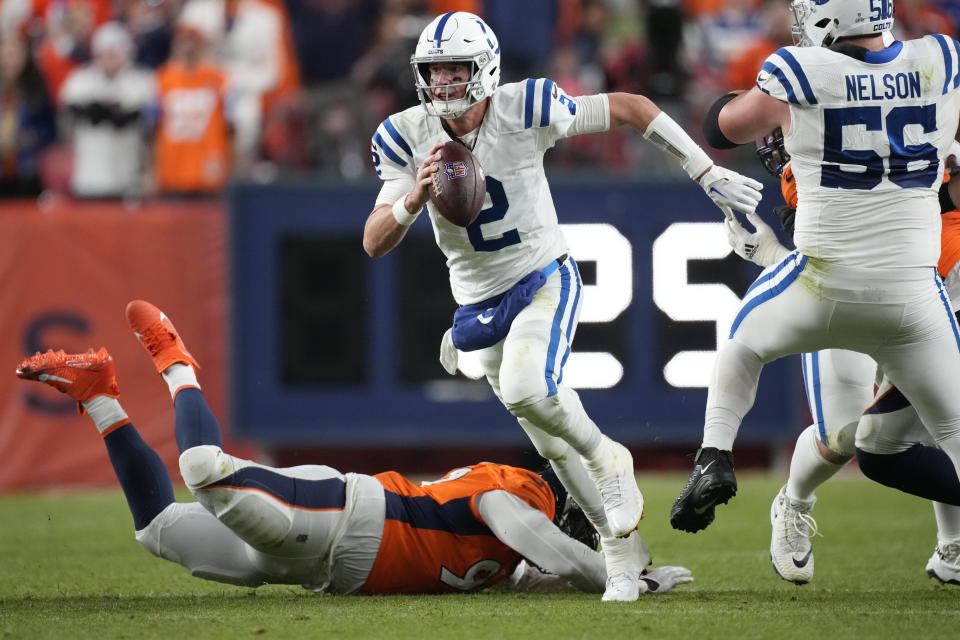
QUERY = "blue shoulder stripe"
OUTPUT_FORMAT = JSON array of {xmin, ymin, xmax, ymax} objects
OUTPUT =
[
  {"xmin": 774, "ymin": 49, "xmax": 817, "ymax": 104},
  {"xmin": 761, "ymin": 61, "xmax": 799, "ymax": 105},
  {"xmin": 381, "ymin": 118, "xmax": 412, "ymax": 157},
  {"xmin": 540, "ymin": 78, "xmax": 554, "ymax": 127},
  {"xmin": 524, "ymin": 78, "xmax": 537, "ymax": 129},
  {"xmin": 933, "ymin": 35, "xmax": 953, "ymax": 94},
  {"xmin": 373, "ymin": 132, "xmax": 407, "ymax": 167},
  {"xmin": 952, "ymin": 38, "xmax": 960, "ymax": 90}
]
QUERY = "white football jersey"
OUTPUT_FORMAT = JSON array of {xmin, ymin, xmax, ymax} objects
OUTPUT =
[
  {"xmin": 758, "ymin": 36, "xmax": 960, "ymax": 269},
  {"xmin": 372, "ymin": 78, "xmax": 579, "ymax": 304}
]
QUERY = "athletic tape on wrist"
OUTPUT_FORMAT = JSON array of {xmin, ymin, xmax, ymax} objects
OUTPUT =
[
  {"xmin": 392, "ymin": 197, "xmax": 419, "ymax": 226},
  {"xmin": 643, "ymin": 112, "xmax": 712, "ymax": 181}
]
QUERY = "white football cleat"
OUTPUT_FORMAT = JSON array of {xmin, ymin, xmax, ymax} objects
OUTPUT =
[
  {"xmin": 583, "ymin": 437, "xmax": 643, "ymax": 537},
  {"xmin": 926, "ymin": 540, "xmax": 960, "ymax": 585},
  {"xmin": 602, "ymin": 571, "xmax": 640, "ymax": 602},
  {"xmin": 769, "ymin": 485, "xmax": 819, "ymax": 585}
]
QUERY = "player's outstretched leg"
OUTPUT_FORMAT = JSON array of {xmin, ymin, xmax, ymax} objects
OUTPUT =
[
  {"xmin": 126, "ymin": 300, "xmax": 221, "ymax": 451},
  {"xmin": 669, "ymin": 447, "xmax": 737, "ymax": 533},
  {"xmin": 15, "ymin": 348, "xmax": 175, "ymax": 529},
  {"xmin": 769, "ymin": 485, "xmax": 818, "ymax": 584}
]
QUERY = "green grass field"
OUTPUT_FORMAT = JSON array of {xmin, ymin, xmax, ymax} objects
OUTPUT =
[{"xmin": 2, "ymin": 472, "xmax": 957, "ymax": 639}]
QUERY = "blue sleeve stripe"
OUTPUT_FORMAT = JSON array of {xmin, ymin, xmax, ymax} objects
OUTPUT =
[
  {"xmin": 933, "ymin": 34, "xmax": 953, "ymax": 94},
  {"xmin": 524, "ymin": 78, "xmax": 536, "ymax": 129},
  {"xmin": 373, "ymin": 132, "xmax": 407, "ymax": 167},
  {"xmin": 540, "ymin": 78, "xmax": 554, "ymax": 127},
  {"xmin": 952, "ymin": 38, "xmax": 960, "ymax": 89},
  {"xmin": 205, "ymin": 468, "xmax": 346, "ymax": 511},
  {"xmin": 775, "ymin": 49, "xmax": 817, "ymax": 105},
  {"xmin": 761, "ymin": 61, "xmax": 799, "ymax": 105},
  {"xmin": 433, "ymin": 12, "xmax": 455, "ymax": 47},
  {"xmin": 382, "ymin": 118, "xmax": 412, "ymax": 157}
]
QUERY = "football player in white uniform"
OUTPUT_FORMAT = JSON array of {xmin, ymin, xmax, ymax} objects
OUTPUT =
[
  {"xmin": 671, "ymin": 0, "xmax": 960, "ymax": 536},
  {"xmin": 362, "ymin": 11, "xmax": 763, "ymax": 601},
  {"xmin": 727, "ymin": 134, "xmax": 960, "ymax": 586}
]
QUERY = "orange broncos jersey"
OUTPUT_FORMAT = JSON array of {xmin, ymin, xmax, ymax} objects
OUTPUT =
[
  {"xmin": 358, "ymin": 463, "xmax": 556, "ymax": 595},
  {"xmin": 938, "ymin": 171, "xmax": 960, "ymax": 278},
  {"xmin": 154, "ymin": 61, "xmax": 231, "ymax": 193}
]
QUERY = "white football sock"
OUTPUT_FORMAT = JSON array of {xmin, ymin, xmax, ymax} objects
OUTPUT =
[
  {"xmin": 81, "ymin": 395, "xmax": 129, "ymax": 434},
  {"xmin": 934, "ymin": 501, "xmax": 960, "ymax": 542},
  {"xmin": 786, "ymin": 424, "xmax": 847, "ymax": 503},
  {"xmin": 702, "ymin": 340, "xmax": 763, "ymax": 451},
  {"xmin": 161, "ymin": 363, "xmax": 200, "ymax": 399},
  {"xmin": 518, "ymin": 420, "xmax": 612, "ymax": 538}
]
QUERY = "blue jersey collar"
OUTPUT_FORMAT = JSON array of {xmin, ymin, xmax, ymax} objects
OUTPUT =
[{"xmin": 863, "ymin": 40, "xmax": 903, "ymax": 64}]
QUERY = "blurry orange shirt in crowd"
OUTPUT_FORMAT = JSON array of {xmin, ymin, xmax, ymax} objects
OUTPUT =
[
  {"xmin": 154, "ymin": 60, "xmax": 231, "ymax": 193},
  {"xmin": 684, "ymin": 0, "xmax": 731, "ymax": 15},
  {"xmin": 430, "ymin": 0, "xmax": 482, "ymax": 15},
  {"xmin": 724, "ymin": 36, "xmax": 778, "ymax": 90}
]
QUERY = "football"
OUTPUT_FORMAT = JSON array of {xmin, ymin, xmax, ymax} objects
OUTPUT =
[{"xmin": 428, "ymin": 141, "xmax": 486, "ymax": 227}]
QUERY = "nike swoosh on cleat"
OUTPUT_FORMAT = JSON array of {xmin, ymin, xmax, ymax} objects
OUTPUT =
[
  {"xmin": 693, "ymin": 499, "xmax": 716, "ymax": 515},
  {"xmin": 792, "ymin": 550, "xmax": 812, "ymax": 568},
  {"xmin": 698, "ymin": 460, "xmax": 715, "ymax": 473}
]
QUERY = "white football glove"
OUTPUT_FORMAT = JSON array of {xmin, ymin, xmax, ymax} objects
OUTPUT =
[
  {"xmin": 725, "ymin": 211, "xmax": 791, "ymax": 268},
  {"xmin": 699, "ymin": 165, "xmax": 764, "ymax": 215},
  {"xmin": 638, "ymin": 565, "xmax": 694, "ymax": 594}
]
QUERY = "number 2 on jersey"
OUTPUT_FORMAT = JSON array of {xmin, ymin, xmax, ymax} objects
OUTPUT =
[
  {"xmin": 821, "ymin": 104, "xmax": 939, "ymax": 190},
  {"xmin": 467, "ymin": 176, "xmax": 521, "ymax": 252}
]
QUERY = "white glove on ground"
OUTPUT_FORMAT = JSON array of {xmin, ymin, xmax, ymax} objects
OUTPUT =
[
  {"xmin": 725, "ymin": 211, "xmax": 791, "ymax": 268},
  {"xmin": 699, "ymin": 165, "xmax": 764, "ymax": 215},
  {"xmin": 639, "ymin": 565, "xmax": 694, "ymax": 594}
]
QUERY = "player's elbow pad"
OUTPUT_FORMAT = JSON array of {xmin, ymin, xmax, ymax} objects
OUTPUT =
[{"xmin": 701, "ymin": 93, "xmax": 739, "ymax": 150}]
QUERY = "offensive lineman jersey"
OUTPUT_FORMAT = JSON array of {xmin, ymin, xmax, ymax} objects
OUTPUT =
[
  {"xmin": 758, "ymin": 36, "xmax": 960, "ymax": 270},
  {"xmin": 357, "ymin": 462, "xmax": 556, "ymax": 595},
  {"xmin": 372, "ymin": 79, "xmax": 579, "ymax": 304}
]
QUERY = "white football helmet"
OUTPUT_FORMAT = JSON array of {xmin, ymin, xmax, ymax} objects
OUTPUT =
[
  {"xmin": 410, "ymin": 12, "xmax": 500, "ymax": 119},
  {"xmin": 790, "ymin": 0, "xmax": 894, "ymax": 48}
]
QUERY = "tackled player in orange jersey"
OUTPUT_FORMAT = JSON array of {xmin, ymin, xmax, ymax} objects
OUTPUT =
[{"xmin": 15, "ymin": 300, "xmax": 693, "ymax": 597}]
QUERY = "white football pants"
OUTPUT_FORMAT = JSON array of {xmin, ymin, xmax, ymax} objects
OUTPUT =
[
  {"xmin": 800, "ymin": 349, "xmax": 876, "ymax": 457},
  {"xmin": 473, "ymin": 258, "xmax": 616, "ymax": 535},
  {"xmin": 706, "ymin": 252, "xmax": 960, "ymax": 479},
  {"xmin": 135, "ymin": 446, "xmax": 384, "ymax": 594}
]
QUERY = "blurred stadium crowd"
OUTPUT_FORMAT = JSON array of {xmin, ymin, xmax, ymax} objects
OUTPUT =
[{"xmin": 0, "ymin": 0, "xmax": 956, "ymax": 200}]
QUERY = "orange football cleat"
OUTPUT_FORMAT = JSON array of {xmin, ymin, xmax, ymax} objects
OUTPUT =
[
  {"xmin": 125, "ymin": 300, "xmax": 199, "ymax": 374},
  {"xmin": 16, "ymin": 348, "xmax": 120, "ymax": 413}
]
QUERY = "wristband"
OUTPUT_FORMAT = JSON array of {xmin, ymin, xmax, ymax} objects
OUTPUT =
[
  {"xmin": 392, "ymin": 196, "xmax": 419, "ymax": 226},
  {"xmin": 643, "ymin": 112, "xmax": 712, "ymax": 181}
]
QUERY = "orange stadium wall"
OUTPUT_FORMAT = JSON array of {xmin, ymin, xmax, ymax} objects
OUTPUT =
[{"xmin": 0, "ymin": 199, "xmax": 233, "ymax": 489}]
